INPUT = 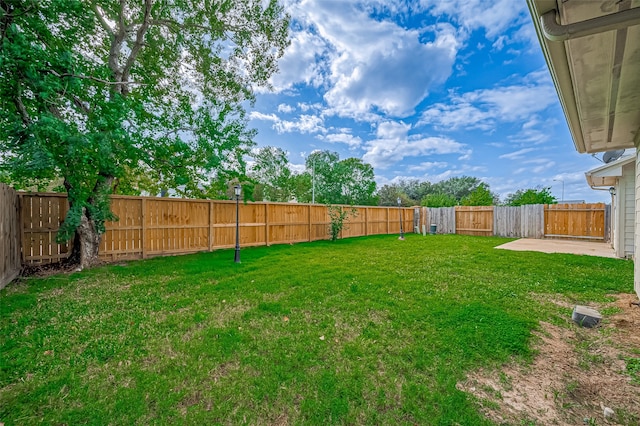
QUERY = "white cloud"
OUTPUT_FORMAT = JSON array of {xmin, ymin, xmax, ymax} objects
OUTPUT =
[
  {"xmin": 289, "ymin": 162, "xmax": 307, "ymax": 174},
  {"xmin": 298, "ymin": 102, "xmax": 323, "ymax": 112},
  {"xmin": 277, "ymin": 103, "xmax": 295, "ymax": 113},
  {"xmin": 492, "ymin": 35, "xmax": 507, "ymax": 51},
  {"xmin": 249, "ymin": 111, "xmax": 279, "ymax": 122},
  {"xmin": 407, "ymin": 161, "xmax": 449, "ymax": 172},
  {"xmin": 419, "ymin": 72, "xmax": 557, "ymax": 131},
  {"xmin": 274, "ymin": 114, "xmax": 326, "ymax": 134},
  {"xmin": 508, "ymin": 115, "xmax": 559, "ymax": 145},
  {"xmin": 421, "ymin": 0, "xmax": 529, "ymax": 41},
  {"xmin": 318, "ymin": 132, "xmax": 363, "ymax": 148},
  {"xmin": 272, "ymin": 1, "xmax": 462, "ymax": 119},
  {"xmin": 499, "ymin": 148, "xmax": 536, "ymax": 160},
  {"xmin": 362, "ymin": 121, "xmax": 470, "ymax": 169},
  {"xmin": 512, "ymin": 160, "xmax": 556, "ymax": 175},
  {"xmin": 267, "ymin": 29, "xmax": 330, "ymax": 93},
  {"xmin": 531, "ymin": 162, "xmax": 556, "ymax": 173},
  {"xmin": 250, "ymin": 111, "xmax": 326, "ymax": 134}
]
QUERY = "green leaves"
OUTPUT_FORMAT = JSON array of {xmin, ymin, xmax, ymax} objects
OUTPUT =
[
  {"xmin": 504, "ymin": 187, "xmax": 557, "ymax": 206},
  {"xmin": 327, "ymin": 205, "xmax": 358, "ymax": 241},
  {"xmin": 421, "ymin": 193, "xmax": 457, "ymax": 208},
  {"xmin": 306, "ymin": 150, "xmax": 378, "ymax": 206},
  {"xmin": 461, "ymin": 183, "xmax": 498, "ymax": 206}
]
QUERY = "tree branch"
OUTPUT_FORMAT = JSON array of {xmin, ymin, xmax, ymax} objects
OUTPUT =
[
  {"xmin": 149, "ymin": 18, "xmax": 212, "ymax": 32},
  {"xmin": 90, "ymin": 3, "xmax": 114, "ymax": 37},
  {"xmin": 71, "ymin": 94, "xmax": 91, "ymax": 115},
  {"xmin": 108, "ymin": 0, "xmax": 127, "ymax": 91},
  {"xmin": 13, "ymin": 95, "xmax": 30, "ymax": 125},
  {"xmin": 121, "ymin": 0, "xmax": 153, "ymax": 95},
  {"xmin": 47, "ymin": 69, "xmax": 145, "ymax": 87},
  {"xmin": 148, "ymin": 18, "xmax": 250, "ymax": 37}
]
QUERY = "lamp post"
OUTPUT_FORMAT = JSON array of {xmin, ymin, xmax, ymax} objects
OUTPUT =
[
  {"xmin": 234, "ymin": 185, "xmax": 241, "ymax": 263},
  {"xmin": 553, "ymin": 178, "xmax": 564, "ymax": 203},
  {"xmin": 397, "ymin": 197, "xmax": 404, "ymax": 240}
]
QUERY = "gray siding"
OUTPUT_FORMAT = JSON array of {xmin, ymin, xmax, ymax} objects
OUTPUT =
[
  {"xmin": 622, "ymin": 163, "xmax": 635, "ymax": 257},
  {"xmin": 635, "ymin": 153, "xmax": 640, "ymax": 298}
]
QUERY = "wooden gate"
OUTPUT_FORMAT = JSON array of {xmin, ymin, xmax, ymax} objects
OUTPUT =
[
  {"xmin": 455, "ymin": 206, "xmax": 493, "ymax": 236},
  {"xmin": 544, "ymin": 203, "xmax": 606, "ymax": 240}
]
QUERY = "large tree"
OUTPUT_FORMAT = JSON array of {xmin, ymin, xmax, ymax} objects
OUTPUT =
[
  {"xmin": 249, "ymin": 146, "xmax": 293, "ymax": 202},
  {"xmin": 461, "ymin": 183, "xmax": 498, "ymax": 206},
  {"xmin": 0, "ymin": 1, "xmax": 289, "ymax": 268},
  {"xmin": 379, "ymin": 177, "xmax": 485, "ymax": 207},
  {"xmin": 377, "ymin": 179, "xmax": 432, "ymax": 206},
  {"xmin": 432, "ymin": 176, "xmax": 482, "ymax": 203},
  {"xmin": 421, "ymin": 193, "xmax": 457, "ymax": 208},
  {"xmin": 306, "ymin": 150, "xmax": 377, "ymax": 206}
]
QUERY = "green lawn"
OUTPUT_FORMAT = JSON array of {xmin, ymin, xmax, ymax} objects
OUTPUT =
[{"xmin": 0, "ymin": 234, "xmax": 633, "ymax": 425}]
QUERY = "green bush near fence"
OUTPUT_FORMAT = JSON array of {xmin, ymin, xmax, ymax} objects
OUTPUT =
[{"xmin": 0, "ymin": 234, "xmax": 633, "ymax": 424}]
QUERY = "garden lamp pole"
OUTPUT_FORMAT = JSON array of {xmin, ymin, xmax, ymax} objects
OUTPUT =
[
  {"xmin": 397, "ymin": 197, "xmax": 404, "ymax": 240},
  {"xmin": 234, "ymin": 185, "xmax": 241, "ymax": 263}
]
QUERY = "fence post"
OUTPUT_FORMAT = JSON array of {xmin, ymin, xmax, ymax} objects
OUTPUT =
[
  {"xmin": 308, "ymin": 204, "xmax": 312, "ymax": 242},
  {"xmin": 141, "ymin": 198, "xmax": 147, "ymax": 258},
  {"xmin": 19, "ymin": 194, "xmax": 25, "ymax": 263},
  {"xmin": 364, "ymin": 207, "xmax": 368, "ymax": 236},
  {"xmin": 386, "ymin": 207, "xmax": 390, "ymax": 234},
  {"xmin": 265, "ymin": 203, "xmax": 270, "ymax": 246}
]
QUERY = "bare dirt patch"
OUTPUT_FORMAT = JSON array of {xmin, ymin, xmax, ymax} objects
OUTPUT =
[{"xmin": 457, "ymin": 294, "xmax": 640, "ymax": 425}]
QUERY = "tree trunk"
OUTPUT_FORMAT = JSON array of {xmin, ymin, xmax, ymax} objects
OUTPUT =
[
  {"xmin": 63, "ymin": 175, "xmax": 114, "ymax": 271},
  {"xmin": 66, "ymin": 207, "xmax": 102, "ymax": 270}
]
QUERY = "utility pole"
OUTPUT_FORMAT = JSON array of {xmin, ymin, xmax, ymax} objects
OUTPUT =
[
  {"xmin": 311, "ymin": 157, "xmax": 315, "ymax": 204},
  {"xmin": 553, "ymin": 179, "xmax": 564, "ymax": 202}
]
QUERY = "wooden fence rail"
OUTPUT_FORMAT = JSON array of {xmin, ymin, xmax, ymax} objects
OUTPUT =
[
  {"xmin": 1, "ymin": 184, "xmax": 21, "ymax": 289},
  {"xmin": 19, "ymin": 193, "xmax": 414, "ymax": 265}
]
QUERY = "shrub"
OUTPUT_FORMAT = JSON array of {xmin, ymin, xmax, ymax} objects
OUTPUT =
[{"xmin": 327, "ymin": 205, "xmax": 358, "ymax": 241}]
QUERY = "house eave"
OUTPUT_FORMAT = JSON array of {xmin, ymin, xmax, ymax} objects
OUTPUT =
[
  {"xmin": 527, "ymin": 0, "xmax": 640, "ymax": 154},
  {"xmin": 585, "ymin": 155, "xmax": 635, "ymax": 188}
]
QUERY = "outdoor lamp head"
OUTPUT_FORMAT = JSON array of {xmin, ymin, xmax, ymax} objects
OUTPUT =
[
  {"xmin": 234, "ymin": 185, "xmax": 241, "ymax": 197},
  {"xmin": 609, "ymin": 187, "xmax": 616, "ymax": 196}
]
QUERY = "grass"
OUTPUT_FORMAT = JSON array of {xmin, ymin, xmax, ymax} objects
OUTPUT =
[{"xmin": 0, "ymin": 234, "xmax": 633, "ymax": 425}]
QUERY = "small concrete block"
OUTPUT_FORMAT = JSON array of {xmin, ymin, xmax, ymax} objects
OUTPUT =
[{"xmin": 572, "ymin": 305, "xmax": 602, "ymax": 328}]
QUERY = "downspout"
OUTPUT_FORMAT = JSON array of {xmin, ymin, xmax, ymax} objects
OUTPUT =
[{"xmin": 540, "ymin": 7, "xmax": 640, "ymax": 41}]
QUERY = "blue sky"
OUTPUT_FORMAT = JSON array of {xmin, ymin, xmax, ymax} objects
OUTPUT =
[{"xmin": 248, "ymin": 0, "xmax": 619, "ymax": 203}]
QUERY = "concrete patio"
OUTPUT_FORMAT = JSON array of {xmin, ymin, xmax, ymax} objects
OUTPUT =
[{"xmin": 495, "ymin": 238, "xmax": 618, "ymax": 259}]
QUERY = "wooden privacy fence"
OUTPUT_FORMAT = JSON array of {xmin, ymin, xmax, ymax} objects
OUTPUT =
[
  {"xmin": 1, "ymin": 184, "xmax": 21, "ymax": 289},
  {"xmin": 418, "ymin": 203, "xmax": 606, "ymax": 240},
  {"xmin": 455, "ymin": 206, "xmax": 493, "ymax": 237},
  {"xmin": 493, "ymin": 205, "xmax": 545, "ymax": 238},
  {"xmin": 19, "ymin": 193, "xmax": 414, "ymax": 265}
]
